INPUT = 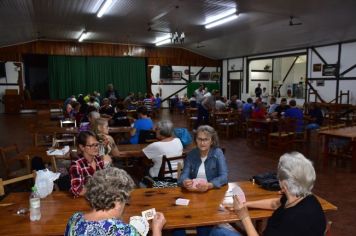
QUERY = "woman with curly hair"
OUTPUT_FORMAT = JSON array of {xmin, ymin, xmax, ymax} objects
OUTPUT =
[{"xmin": 65, "ymin": 167, "xmax": 166, "ymax": 236}]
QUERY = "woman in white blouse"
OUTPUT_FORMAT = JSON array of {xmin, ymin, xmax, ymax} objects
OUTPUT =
[{"xmin": 142, "ymin": 120, "xmax": 183, "ymax": 178}]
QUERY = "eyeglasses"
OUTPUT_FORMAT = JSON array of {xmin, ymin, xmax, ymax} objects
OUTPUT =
[
  {"xmin": 196, "ymin": 138, "xmax": 211, "ymax": 143},
  {"xmin": 85, "ymin": 143, "xmax": 100, "ymax": 148}
]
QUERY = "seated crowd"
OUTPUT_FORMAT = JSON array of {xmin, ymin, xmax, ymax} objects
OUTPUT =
[{"xmin": 57, "ymin": 83, "xmax": 329, "ymax": 235}]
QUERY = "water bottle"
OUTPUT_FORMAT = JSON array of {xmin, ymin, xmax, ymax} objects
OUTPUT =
[{"xmin": 29, "ymin": 186, "xmax": 41, "ymax": 221}]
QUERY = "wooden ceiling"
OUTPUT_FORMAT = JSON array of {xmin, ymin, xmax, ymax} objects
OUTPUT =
[{"xmin": 1, "ymin": 0, "xmax": 356, "ymax": 59}]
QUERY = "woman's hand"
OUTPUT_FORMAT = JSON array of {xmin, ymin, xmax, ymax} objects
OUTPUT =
[
  {"xmin": 152, "ymin": 212, "xmax": 166, "ymax": 235},
  {"xmin": 195, "ymin": 182, "xmax": 212, "ymax": 192},
  {"xmin": 183, "ymin": 179, "xmax": 193, "ymax": 189},
  {"xmin": 103, "ymin": 154, "xmax": 112, "ymax": 167},
  {"xmin": 233, "ymin": 195, "xmax": 249, "ymax": 220}
]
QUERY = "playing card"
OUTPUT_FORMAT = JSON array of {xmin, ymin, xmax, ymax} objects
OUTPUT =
[
  {"xmin": 141, "ymin": 208, "xmax": 156, "ymax": 220},
  {"xmin": 232, "ymin": 185, "xmax": 246, "ymax": 203},
  {"xmin": 130, "ymin": 216, "xmax": 149, "ymax": 236},
  {"xmin": 175, "ymin": 198, "xmax": 190, "ymax": 206}
]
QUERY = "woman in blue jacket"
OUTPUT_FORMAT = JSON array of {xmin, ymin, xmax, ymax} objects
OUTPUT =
[{"xmin": 175, "ymin": 125, "xmax": 228, "ymax": 236}]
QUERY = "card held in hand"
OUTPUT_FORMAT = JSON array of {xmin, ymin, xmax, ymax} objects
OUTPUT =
[
  {"xmin": 232, "ymin": 185, "xmax": 246, "ymax": 203},
  {"xmin": 141, "ymin": 208, "xmax": 156, "ymax": 220}
]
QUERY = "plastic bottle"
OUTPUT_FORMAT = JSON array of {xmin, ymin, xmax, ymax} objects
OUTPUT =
[{"xmin": 29, "ymin": 186, "xmax": 41, "ymax": 221}]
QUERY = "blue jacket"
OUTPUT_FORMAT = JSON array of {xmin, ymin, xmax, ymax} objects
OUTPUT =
[{"xmin": 178, "ymin": 147, "xmax": 228, "ymax": 188}]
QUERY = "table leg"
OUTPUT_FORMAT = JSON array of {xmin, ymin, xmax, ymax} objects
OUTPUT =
[
  {"xmin": 51, "ymin": 156, "xmax": 58, "ymax": 172},
  {"xmin": 323, "ymin": 135, "xmax": 330, "ymax": 169},
  {"xmin": 352, "ymin": 141, "xmax": 356, "ymax": 173}
]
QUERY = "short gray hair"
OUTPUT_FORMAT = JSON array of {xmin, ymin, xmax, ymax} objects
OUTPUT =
[
  {"xmin": 277, "ymin": 152, "xmax": 316, "ymax": 197},
  {"xmin": 85, "ymin": 167, "xmax": 135, "ymax": 211},
  {"xmin": 195, "ymin": 125, "xmax": 219, "ymax": 148},
  {"xmin": 156, "ymin": 120, "xmax": 174, "ymax": 137},
  {"xmin": 89, "ymin": 111, "xmax": 100, "ymax": 120}
]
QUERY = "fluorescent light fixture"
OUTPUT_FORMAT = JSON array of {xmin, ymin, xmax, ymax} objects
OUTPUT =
[
  {"xmin": 205, "ymin": 8, "xmax": 236, "ymax": 24},
  {"xmin": 205, "ymin": 14, "xmax": 238, "ymax": 29},
  {"xmin": 155, "ymin": 38, "xmax": 171, "ymax": 46},
  {"xmin": 97, "ymin": 0, "xmax": 113, "ymax": 18},
  {"xmin": 78, "ymin": 31, "xmax": 88, "ymax": 42},
  {"xmin": 154, "ymin": 34, "xmax": 172, "ymax": 44}
]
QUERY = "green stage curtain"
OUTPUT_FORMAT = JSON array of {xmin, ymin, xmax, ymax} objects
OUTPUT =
[{"xmin": 48, "ymin": 56, "xmax": 146, "ymax": 99}]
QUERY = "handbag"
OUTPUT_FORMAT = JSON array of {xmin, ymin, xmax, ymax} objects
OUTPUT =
[{"xmin": 252, "ymin": 172, "xmax": 280, "ymax": 191}]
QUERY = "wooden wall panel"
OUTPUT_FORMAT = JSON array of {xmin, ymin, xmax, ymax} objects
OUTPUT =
[{"xmin": 0, "ymin": 40, "xmax": 220, "ymax": 66}]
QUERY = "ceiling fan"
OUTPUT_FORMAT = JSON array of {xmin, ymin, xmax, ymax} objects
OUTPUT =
[{"xmin": 289, "ymin": 16, "xmax": 302, "ymax": 26}]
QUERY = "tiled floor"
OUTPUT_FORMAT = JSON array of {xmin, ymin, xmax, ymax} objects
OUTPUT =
[{"xmin": 0, "ymin": 110, "xmax": 355, "ymax": 236}]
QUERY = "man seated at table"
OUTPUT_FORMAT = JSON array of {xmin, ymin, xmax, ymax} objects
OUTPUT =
[
  {"xmin": 69, "ymin": 131, "xmax": 112, "ymax": 197},
  {"xmin": 284, "ymin": 99, "xmax": 304, "ymax": 132},
  {"xmin": 123, "ymin": 92, "xmax": 135, "ymax": 110},
  {"xmin": 130, "ymin": 106, "xmax": 154, "ymax": 144},
  {"xmin": 267, "ymin": 97, "xmax": 278, "ymax": 115},
  {"xmin": 215, "ymin": 96, "xmax": 227, "ymax": 111},
  {"xmin": 306, "ymin": 103, "xmax": 324, "ymax": 130},
  {"xmin": 111, "ymin": 103, "xmax": 131, "ymax": 127},
  {"xmin": 99, "ymin": 98, "xmax": 114, "ymax": 118},
  {"xmin": 242, "ymin": 98, "xmax": 254, "ymax": 121},
  {"xmin": 79, "ymin": 110, "xmax": 100, "ymax": 132},
  {"xmin": 272, "ymin": 97, "xmax": 290, "ymax": 117},
  {"xmin": 142, "ymin": 120, "xmax": 183, "ymax": 178},
  {"xmin": 251, "ymin": 102, "xmax": 267, "ymax": 119}
]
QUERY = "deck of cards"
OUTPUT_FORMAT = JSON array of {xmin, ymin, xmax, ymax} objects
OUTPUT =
[
  {"xmin": 141, "ymin": 208, "xmax": 156, "ymax": 220},
  {"xmin": 192, "ymin": 178, "xmax": 208, "ymax": 189},
  {"xmin": 175, "ymin": 198, "xmax": 190, "ymax": 206}
]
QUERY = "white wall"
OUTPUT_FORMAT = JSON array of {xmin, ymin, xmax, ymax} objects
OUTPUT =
[
  {"xmin": 248, "ymin": 59, "xmax": 272, "ymax": 97},
  {"xmin": 222, "ymin": 57, "xmax": 244, "ymax": 99},
  {"xmin": 0, "ymin": 62, "xmax": 21, "ymax": 113},
  {"xmin": 150, "ymin": 65, "xmax": 220, "ymax": 108},
  {"xmin": 223, "ymin": 41, "xmax": 356, "ymax": 105},
  {"xmin": 308, "ymin": 42, "xmax": 356, "ymax": 104}
]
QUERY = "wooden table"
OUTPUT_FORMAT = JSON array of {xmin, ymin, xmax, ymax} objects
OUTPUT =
[
  {"xmin": 247, "ymin": 118, "xmax": 279, "ymax": 144},
  {"xmin": 14, "ymin": 146, "xmax": 72, "ymax": 172},
  {"xmin": 117, "ymin": 143, "xmax": 195, "ymax": 158},
  {"xmin": 318, "ymin": 126, "xmax": 356, "ymax": 172},
  {"xmin": 33, "ymin": 126, "xmax": 132, "ymax": 135},
  {"xmin": 0, "ymin": 181, "xmax": 337, "ymax": 235}
]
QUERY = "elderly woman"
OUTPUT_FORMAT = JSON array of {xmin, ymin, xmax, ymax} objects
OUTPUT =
[
  {"xmin": 93, "ymin": 118, "xmax": 121, "ymax": 157},
  {"xmin": 142, "ymin": 120, "xmax": 183, "ymax": 178},
  {"xmin": 69, "ymin": 131, "xmax": 112, "ymax": 197},
  {"xmin": 178, "ymin": 125, "xmax": 228, "ymax": 191},
  {"xmin": 211, "ymin": 152, "xmax": 326, "ymax": 236},
  {"xmin": 175, "ymin": 125, "xmax": 228, "ymax": 236},
  {"xmin": 65, "ymin": 167, "xmax": 166, "ymax": 235}
]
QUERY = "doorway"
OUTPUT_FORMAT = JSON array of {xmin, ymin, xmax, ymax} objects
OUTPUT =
[{"xmin": 228, "ymin": 71, "xmax": 242, "ymax": 99}]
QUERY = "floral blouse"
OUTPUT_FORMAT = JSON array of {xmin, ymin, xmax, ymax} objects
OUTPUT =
[{"xmin": 65, "ymin": 212, "xmax": 139, "ymax": 236}]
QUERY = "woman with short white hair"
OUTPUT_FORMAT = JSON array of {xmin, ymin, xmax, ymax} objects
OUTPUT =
[
  {"xmin": 211, "ymin": 152, "xmax": 326, "ymax": 236},
  {"xmin": 142, "ymin": 120, "xmax": 183, "ymax": 178}
]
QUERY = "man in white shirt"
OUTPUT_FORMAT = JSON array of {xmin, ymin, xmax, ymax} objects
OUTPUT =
[
  {"xmin": 142, "ymin": 120, "xmax": 183, "ymax": 178},
  {"xmin": 261, "ymin": 87, "xmax": 269, "ymax": 105},
  {"xmin": 194, "ymin": 84, "xmax": 206, "ymax": 104}
]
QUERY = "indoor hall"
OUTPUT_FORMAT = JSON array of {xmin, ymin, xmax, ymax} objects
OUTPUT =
[{"xmin": 1, "ymin": 0, "xmax": 356, "ymax": 236}]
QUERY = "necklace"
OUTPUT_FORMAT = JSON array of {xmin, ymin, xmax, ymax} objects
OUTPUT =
[{"xmin": 285, "ymin": 196, "xmax": 304, "ymax": 208}]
